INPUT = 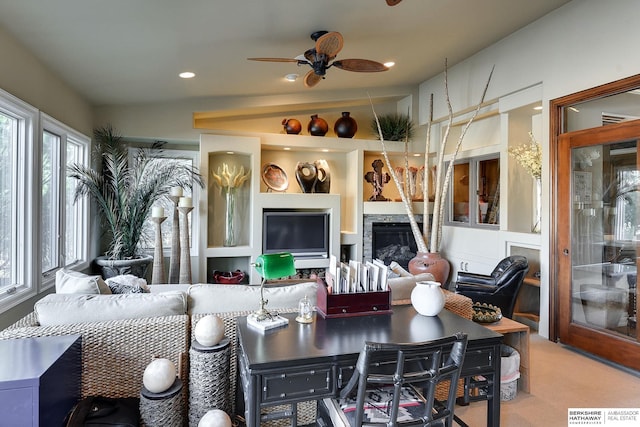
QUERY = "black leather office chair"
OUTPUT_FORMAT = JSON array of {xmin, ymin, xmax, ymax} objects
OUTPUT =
[
  {"xmin": 454, "ymin": 255, "xmax": 529, "ymax": 318},
  {"xmin": 317, "ymin": 333, "xmax": 468, "ymax": 427}
]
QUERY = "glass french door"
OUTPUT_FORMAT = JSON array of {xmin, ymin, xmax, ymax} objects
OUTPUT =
[{"xmin": 558, "ymin": 119, "xmax": 640, "ymax": 370}]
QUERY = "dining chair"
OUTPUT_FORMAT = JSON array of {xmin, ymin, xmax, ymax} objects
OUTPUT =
[{"xmin": 317, "ymin": 333, "xmax": 468, "ymax": 427}]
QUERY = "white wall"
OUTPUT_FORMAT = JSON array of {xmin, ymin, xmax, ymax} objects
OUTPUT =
[
  {"xmin": 418, "ymin": 0, "xmax": 640, "ymax": 337},
  {"xmin": 0, "ymin": 26, "xmax": 93, "ymax": 135}
]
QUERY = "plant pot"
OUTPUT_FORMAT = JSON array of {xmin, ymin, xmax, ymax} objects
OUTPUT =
[
  {"xmin": 408, "ymin": 252, "xmax": 450, "ymax": 286},
  {"xmin": 95, "ymin": 254, "xmax": 153, "ymax": 279}
]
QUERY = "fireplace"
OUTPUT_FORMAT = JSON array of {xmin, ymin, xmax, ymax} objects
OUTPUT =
[{"xmin": 371, "ymin": 222, "xmax": 423, "ymax": 269}]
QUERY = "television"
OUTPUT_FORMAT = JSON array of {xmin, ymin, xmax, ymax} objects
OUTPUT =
[{"xmin": 263, "ymin": 210, "xmax": 330, "ymax": 258}]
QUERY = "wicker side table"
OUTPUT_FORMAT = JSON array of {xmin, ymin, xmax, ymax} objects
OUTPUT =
[
  {"xmin": 140, "ymin": 378, "xmax": 184, "ymax": 427},
  {"xmin": 189, "ymin": 337, "xmax": 231, "ymax": 426}
]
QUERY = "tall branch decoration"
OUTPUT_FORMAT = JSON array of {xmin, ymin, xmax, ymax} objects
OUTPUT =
[{"xmin": 371, "ymin": 60, "xmax": 494, "ymax": 281}]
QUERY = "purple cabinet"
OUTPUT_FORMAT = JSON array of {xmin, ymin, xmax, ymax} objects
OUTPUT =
[{"xmin": 0, "ymin": 334, "xmax": 81, "ymax": 427}]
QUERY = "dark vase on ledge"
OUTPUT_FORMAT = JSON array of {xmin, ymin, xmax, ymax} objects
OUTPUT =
[
  {"xmin": 308, "ymin": 114, "xmax": 328, "ymax": 136},
  {"xmin": 334, "ymin": 111, "xmax": 357, "ymax": 138}
]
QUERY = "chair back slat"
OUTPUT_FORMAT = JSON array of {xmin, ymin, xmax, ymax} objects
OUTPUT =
[{"xmin": 335, "ymin": 332, "xmax": 468, "ymax": 427}]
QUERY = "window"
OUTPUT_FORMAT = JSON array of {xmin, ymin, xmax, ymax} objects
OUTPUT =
[
  {"xmin": 133, "ymin": 148, "xmax": 200, "ymax": 256},
  {"xmin": 41, "ymin": 114, "xmax": 90, "ymax": 277},
  {"xmin": 447, "ymin": 154, "xmax": 500, "ymax": 227},
  {"xmin": 0, "ymin": 89, "xmax": 38, "ymax": 309}
]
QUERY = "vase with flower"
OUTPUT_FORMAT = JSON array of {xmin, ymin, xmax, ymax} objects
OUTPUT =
[
  {"xmin": 211, "ymin": 163, "xmax": 251, "ymax": 246},
  {"xmin": 508, "ymin": 132, "xmax": 542, "ymax": 233}
]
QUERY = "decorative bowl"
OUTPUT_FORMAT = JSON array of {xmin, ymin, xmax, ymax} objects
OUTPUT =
[
  {"xmin": 212, "ymin": 270, "xmax": 245, "ymax": 284},
  {"xmin": 472, "ymin": 302, "xmax": 503, "ymax": 323}
]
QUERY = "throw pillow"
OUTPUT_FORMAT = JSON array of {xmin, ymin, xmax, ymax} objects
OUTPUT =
[
  {"xmin": 56, "ymin": 269, "xmax": 111, "ymax": 295},
  {"xmin": 106, "ymin": 274, "xmax": 150, "ymax": 294}
]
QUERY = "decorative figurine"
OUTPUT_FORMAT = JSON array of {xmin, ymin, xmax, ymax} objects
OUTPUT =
[{"xmin": 364, "ymin": 159, "xmax": 390, "ymax": 201}]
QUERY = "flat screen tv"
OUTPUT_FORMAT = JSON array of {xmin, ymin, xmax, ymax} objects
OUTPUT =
[{"xmin": 263, "ymin": 210, "xmax": 329, "ymax": 258}]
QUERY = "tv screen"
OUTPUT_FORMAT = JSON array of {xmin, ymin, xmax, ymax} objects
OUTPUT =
[{"xmin": 263, "ymin": 211, "xmax": 329, "ymax": 258}]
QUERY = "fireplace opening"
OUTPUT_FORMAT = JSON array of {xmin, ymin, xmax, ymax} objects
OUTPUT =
[{"xmin": 372, "ymin": 222, "xmax": 423, "ymax": 269}]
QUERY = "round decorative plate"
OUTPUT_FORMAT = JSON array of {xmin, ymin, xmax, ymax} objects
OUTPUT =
[
  {"xmin": 262, "ymin": 163, "xmax": 288, "ymax": 192},
  {"xmin": 472, "ymin": 303, "xmax": 503, "ymax": 323}
]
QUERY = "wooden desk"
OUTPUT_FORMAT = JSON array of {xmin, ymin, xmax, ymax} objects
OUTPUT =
[
  {"xmin": 484, "ymin": 317, "xmax": 530, "ymax": 393},
  {"xmin": 236, "ymin": 306, "xmax": 503, "ymax": 427}
]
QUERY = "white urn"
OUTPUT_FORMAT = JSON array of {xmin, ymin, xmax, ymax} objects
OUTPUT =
[
  {"xmin": 411, "ymin": 280, "xmax": 445, "ymax": 316},
  {"xmin": 194, "ymin": 314, "xmax": 225, "ymax": 347},
  {"xmin": 143, "ymin": 358, "xmax": 176, "ymax": 393},
  {"xmin": 198, "ymin": 409, "xmax": 232, "ymax": 427}
]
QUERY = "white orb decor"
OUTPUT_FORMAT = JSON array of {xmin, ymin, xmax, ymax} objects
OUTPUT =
[
  {"xmin": 195, "ymin": 315, "xmax": 225, "ymax": 347},
  {"xmin": 143, "ymin": 358, "xmax": 176, "ymax": 393},
  {"xmin": 198, "ymin": 409, "xmax": 232, "ymax": 427}
]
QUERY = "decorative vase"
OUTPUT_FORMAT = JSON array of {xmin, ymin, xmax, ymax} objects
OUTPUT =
[
  {"xmin": 308, "ymin": 114, "xmax": 329, "ymax": 136},
  {"xmin": 408, "ymin": 251, "xmax": 451, "ymax": 286},
  {"xmin": 533, "ymin": 178, "xmax": 542, "ymax": 233},
  {"xmin": 314, "ymin": 159, "xmax": 331, "ymax": 193},
  {"xmin": 295, "ymin": 162, "xmax": 318, "ymax": 193},
  {"xmin": 334, "ymin": 111, "xmax": 357, "ymax": 138},
  {"xmin": 282, "ymin": 118, "xmax": 302, "ymax": 135},
  {"xmin": 411, "ymin": 281, "xmax": 446, "ymax": 316},
  {"xmin": 223, "ymin": 189, "xmax": 237, "ymax": 247}
]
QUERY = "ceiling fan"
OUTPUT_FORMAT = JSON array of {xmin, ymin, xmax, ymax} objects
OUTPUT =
[{"xmin": 247, "ymin": 31, "xmax": 389, "ymax": 88}]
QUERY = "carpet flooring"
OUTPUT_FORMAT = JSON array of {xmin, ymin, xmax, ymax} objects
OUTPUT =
[{"xmin": 453, "ymin": 333, "xmax": 640, "ymax": 426}]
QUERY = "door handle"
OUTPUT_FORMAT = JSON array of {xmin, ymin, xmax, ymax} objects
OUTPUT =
[{"xmin": 563, "ymin": 248, "xmax": 569, "ymax": 256}]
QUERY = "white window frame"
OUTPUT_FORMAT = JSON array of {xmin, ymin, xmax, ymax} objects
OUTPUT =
[
  {"xmin": 0, "ymin": 88, "xmax": 39, "ymax": 312},
  {"xmin": 40, "ymin": 114, "xmax": 91, "ymax": 290},
  {"xmin": 129, "ymin": 147, "xmax": 201, "ymax": 257},
  {"xmin": 445, "ymin": 153, "xmax": 501, "ymax": 229}
]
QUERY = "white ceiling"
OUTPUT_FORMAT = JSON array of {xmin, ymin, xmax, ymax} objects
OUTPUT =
[{"xmin": 0, "ymin": 0, "xmax": 570, "ymax": 107}]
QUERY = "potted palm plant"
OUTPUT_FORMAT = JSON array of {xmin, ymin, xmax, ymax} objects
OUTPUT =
[{"xmin": 69, "ymin": 125, "xmax": 204, "ymax": 278}]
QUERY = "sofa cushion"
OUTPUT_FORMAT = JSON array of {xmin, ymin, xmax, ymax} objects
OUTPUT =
[
  {"xmin": 188, "ymin": 282, "xmax": 318, "ymax": 314},
  {"xmin": 34, "ymin": 291, "xmax": 188, "ymax": 326},
  {"xmin": 388, "ymin": 273, "xmax": 436, "ymax": 301},
  {"xmin": 55, "ymin": 269, "xmax": 111, "ymax": 295}
]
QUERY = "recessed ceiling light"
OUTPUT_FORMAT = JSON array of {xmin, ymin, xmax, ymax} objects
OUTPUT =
[
  {"xmin": 568, "ymin": 106, "xmax": 580, "ymax": 113},
  {"xmin": 226, "ymin": 151, "xmax": 235, "ymax": 155},
  {"xmin": 384, "ymin": 61, "xmax": 395, "ymax": 68},
  {"xmin": 413, "ymin": 153, "xmax": 421, "ymax": 157},
  {"xmin": 179, "ymin": 71, "xmax": 195, "ymax": 79},
  {"xmin": 322, "ymin": 149, "xmax": 329, "ymax": 153},
  {"xmin": 285, "ymin": 73, "xmax": 298, "ymax": 82},
  {"xmin": 533, "ymin": 106, "xmax": 543, "ymax": 111},
  {"xmin": 283, "ymin": 147, "xmax": 291, "ymax": 151}
]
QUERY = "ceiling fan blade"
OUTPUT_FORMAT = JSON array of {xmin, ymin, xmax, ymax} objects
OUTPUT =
[
  {"xmin": 332, "ymin": 59, "xmax": 389, "ymax": 72},
  {"xmin": 386, "ymin": 0, "xmax": 403, "ymax": 5},
  {"xmin": 315, "ymin": 31, "xmax": 343, "ymax": 58},
  {"xmin": 247, "ymin": 57, "xmax": 299, "ymax": 63},
  {"xmin": 304, "ymin": 70, "xmax": 323, "ymax": 88}
]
